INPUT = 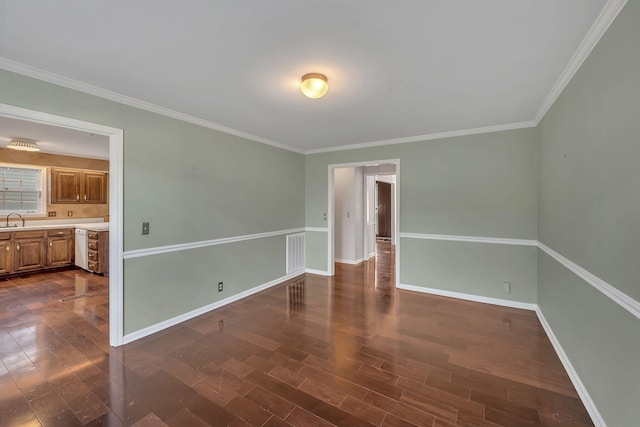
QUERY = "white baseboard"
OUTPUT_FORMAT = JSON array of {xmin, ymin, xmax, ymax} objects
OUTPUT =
[
  {"xmin": 305, "ymin": 268, "xmax": 331, "ymax": 276},
  {"xmin": 397, "ymin": 283, "xmax": 538, "ymax": 311},
  {"xmin": 335, "ymin": 258, "xmax": 364, "ymax": 265},
  {"xmin": 395, "ymin": 283, "xmax": 603, "ymax": 426},
  {"xmin": 123, "ymin": 271, "xmax": 304, "ymax": 344},
  {"xmin": 535, "ymin": 307, "xmax": 606, "ymax": 427}
]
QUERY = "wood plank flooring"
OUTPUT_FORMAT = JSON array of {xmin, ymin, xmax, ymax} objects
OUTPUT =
[{"xmin": 0, "ymin": 243, "xmax": 593, "ymax": 426}]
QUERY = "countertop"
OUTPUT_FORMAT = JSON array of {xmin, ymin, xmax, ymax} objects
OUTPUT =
[{"xmin": 0, "ymin": 221, "xmax": 109, "ymax": 233}]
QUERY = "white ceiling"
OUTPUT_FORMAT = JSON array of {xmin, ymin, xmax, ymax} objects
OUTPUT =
[
  {"xmin": 0, "ymin": 116, "xmax": 109, "ymax": 160},
  {"xmin": 0, "ymin": 0, "xmax": 610, "ymax": 153}
]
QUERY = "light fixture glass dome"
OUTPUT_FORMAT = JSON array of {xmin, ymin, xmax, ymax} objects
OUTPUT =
[
  {"xmin": 7, "ymin": 138, "xmax": 40, "ymax": 152},
  {"xmin": 300, "ymin": 73, "xmax": 328, "ymax": 99}
]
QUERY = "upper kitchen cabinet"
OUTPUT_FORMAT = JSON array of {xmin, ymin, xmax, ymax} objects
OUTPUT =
[
  {"xmin": 83, "ymin": 172, "xmax": 107, "ymax": 204},
  {"xmin": 50, "ymin": 169, "xmax": 80, "ymax": 203},
  {"xmin": 50, "ymin": 168, "xmax": 108, "ymax": 204}
]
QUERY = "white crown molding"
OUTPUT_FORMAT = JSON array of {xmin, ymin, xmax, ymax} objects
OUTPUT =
[
  {"xmin": 123, "ymin": 227, "xmax": 305, "ymax": 259},
  {"xmin": 0, "ymin": 57, "xmax": 304, "ymax": 154},
  {"xmin": 305, "ymin": 226, "xmax": 329, "ymax": 233},
  {"xmin": 123, "ymin": 271, "xmax": 304, "ymax": 344},
  {"xmin": 398, "ymin": 283, "xmax": 537, "ymax": 311},
  {"xmin": 534, "ymin": 0, "xmax": 629, "ymax": 124},
  {"xmin": 400, "ymin": 232, "xmax": 537, "ymax": 246},
  {"xmin": 305, "ymin": 121, "xmax": 536, "ymax": 154},
  {"xmin": 538, "ymin": 242, "xmax": 640, "ymax": 321},
  {"xmin": 535, "ymin": 307, "xmax": 607, "ymax": 427}
]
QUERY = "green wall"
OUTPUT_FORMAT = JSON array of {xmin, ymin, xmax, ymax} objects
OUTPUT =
[
  {"xmin": 2, "ymin": 3, "xmax": 639, "ymax": 422},
  {"xmin": 0, "ymin": 69, "xmax": 305, "ymax": 334},
  {"xmin": 305, "ymin": 128, "xmax": 538, "ymax": 300},
  {"xmin": 537, "ymin": 1, "xmax": 640, "ymax": 425}
]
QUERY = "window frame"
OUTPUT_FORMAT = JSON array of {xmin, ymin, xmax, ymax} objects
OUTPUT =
[{"xmin": 0, "ymin": 163, "xmax": 47, "ymax": 217}]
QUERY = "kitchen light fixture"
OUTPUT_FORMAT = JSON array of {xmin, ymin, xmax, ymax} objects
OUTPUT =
[
  {"xmin": 300, "ymin": 73, "xmax": 328, "ymax": 99},
  {"xmin": 7, "ymin": 138, "xmax": 40, "ymax": 152}
]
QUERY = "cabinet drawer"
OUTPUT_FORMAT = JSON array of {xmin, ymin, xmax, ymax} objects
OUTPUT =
[
  {"xmin": 88, "ymin": 241, "xmax": 98, "ymax": 251},
  {"xmin": 47, "ymin": 229, "xmax": 73, "ymax": 237},
  {"xmin": 87, "ymin": 232, "xmax": 100, "ymax": 240},
  {"xmin": 88, "ymin": 250, "xmax": 99, "ymax": 261},
  {"xmin": 0, "ymin": 232, "xmax": 10, "ymax": 241},
  {"xmin": 88, "ymin": 261, "xmax": 99, "ymax": 271},
  {"xmin": 15, "ymin": 230, "xmax": 46, "ymax": 239}
]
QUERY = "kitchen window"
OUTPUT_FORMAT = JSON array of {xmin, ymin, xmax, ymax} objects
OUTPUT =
[{"xmin": 0, "ymin": 165, "xmax": 46, "ymax": 216}]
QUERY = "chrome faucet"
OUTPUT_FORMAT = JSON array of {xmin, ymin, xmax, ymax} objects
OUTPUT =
[{"xmin": 5, "ymin": 213, "xmax": 25, "ymax": 228}]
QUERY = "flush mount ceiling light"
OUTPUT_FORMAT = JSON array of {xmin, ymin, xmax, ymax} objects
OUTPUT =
[
  {"xmin": 7, "ymin": 138, "xmax": 40, "ymax": 152},
  {"xmin": 300, "ymin": 73, "xmax": 328, "ymax": 99}
]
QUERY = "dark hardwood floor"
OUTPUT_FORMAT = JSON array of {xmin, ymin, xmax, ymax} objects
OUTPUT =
[{"xmin": 0, "ymin": 243, "xmax": 593, "ymax": 426}]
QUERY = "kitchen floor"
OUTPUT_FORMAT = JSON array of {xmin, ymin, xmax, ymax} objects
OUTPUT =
[
  {"xmin": 0, "ymin": 247, "xmax": 592, "ymax": 426},
  {"xmin": 0, "ymin": 268, "xmax": 109, "ymax": 426}
]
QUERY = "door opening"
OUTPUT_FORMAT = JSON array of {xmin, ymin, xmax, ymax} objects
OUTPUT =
[
  {"xmin": 327, "ymin": 159, "xmax": 400, "ymax": 285},
  {"xmin": 0, "ymin": 103, "xmax": 124, "ymax": 346}
]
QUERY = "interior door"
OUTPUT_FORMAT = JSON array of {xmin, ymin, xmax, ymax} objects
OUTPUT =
[{"xmin": 376, "ymin": 181, "xmax": 391, "ymax": 238}]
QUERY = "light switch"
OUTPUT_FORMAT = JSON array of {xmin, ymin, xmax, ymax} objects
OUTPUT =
[{"xmin": 142, "ymin": 222, "xmax": 150, "ymax": 235}]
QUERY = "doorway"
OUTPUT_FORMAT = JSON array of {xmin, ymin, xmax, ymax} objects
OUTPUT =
[
  {"xmin": 376, "ymin": 181, "xmax": 392, "ymax": 240},
  {"xmin": 328, "ymin": 159, "xmax": 400, "ymax": 285},
  {"xmin": 0, "ymin": 103, "xmax": 124, "ymax": 346}
]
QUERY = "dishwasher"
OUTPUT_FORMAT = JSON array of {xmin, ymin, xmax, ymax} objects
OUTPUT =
[{"xmin": 75, "ymin": 228, "xmax": 88, "ymax": 270}]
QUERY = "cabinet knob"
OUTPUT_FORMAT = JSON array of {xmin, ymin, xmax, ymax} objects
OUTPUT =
[
  {"xmin": 49, "ymin": 241, "xmax": 52, "ymax": 247},
  {"xmin": 76, "ymin": 194, "xmax": 79, "ymax": 201},
  {"xmin": 5, "ymin": 245, "xmax": 8, "ymax": 252},
  {"xmin": 16, "ymin": 244, "xmax": 20, "ymax": 251}
]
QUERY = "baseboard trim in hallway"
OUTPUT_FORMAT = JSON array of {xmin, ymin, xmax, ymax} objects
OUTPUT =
[{"xmin": 122, "ymin": 270, "xmax": 305, "ymax": 344}]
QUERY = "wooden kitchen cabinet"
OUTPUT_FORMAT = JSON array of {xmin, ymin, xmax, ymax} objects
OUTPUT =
[
  {"xmin": 0, "ymin": 228, "xmax": 75, "ymax": 278},
  {"xmin": 50, "ymin": 168, "xmax": 108, "ymax": 204},
  {"xmin": 14, "ymin": 231, "xmax": 47, "ymax": 273},
  {"xmin": 51, "ymin": 169, "xmax": 81, "ymax": 203},
  {"xmin": 83, "ymin": 172, "xmax": 107, "ymax": 204},
  {"xmin": 47, "ymin": 229, "xmax": 74, "ymax": 267},
  {"xmin": 0, "ymin": 235, "xmax": 12, "ymax": 275},
  {"xmin": 87, "ymin": 230, "xmax": 109, "ymax": 275}
]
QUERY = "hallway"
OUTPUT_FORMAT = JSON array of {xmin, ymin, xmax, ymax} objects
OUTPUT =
[{"xmin": 0, "ymin": 245, "xmax": 591, "ymax": 426}]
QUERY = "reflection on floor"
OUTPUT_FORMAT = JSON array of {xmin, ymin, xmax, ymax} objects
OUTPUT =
[{"xmin": 0, "ymin": 244, "xmax": 593, "ymax": 426}]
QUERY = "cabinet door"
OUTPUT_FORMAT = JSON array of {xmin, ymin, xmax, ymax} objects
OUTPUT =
[
  {"xmin": 51, "ymin": 169, "xmax": 81, "ymax": 203},
  {"xmin": 47, "ymin": 236, "xmax": 74, "ymax": 267},
  {"xmin": 83, "ymin": 172, "xmax": 107, "ymax": 204},
  {"xmin": 0, "ymin": 240, "xmax": 12, "ymax": 275},
  {"xmin": 15, "ymin": 239, "xmax": 46, "ymax": 272}
]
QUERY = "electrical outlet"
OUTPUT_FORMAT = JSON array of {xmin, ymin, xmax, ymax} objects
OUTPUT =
[
  {"xmin": 142, "ymin": 222, "xmax": 150, "ymax": 235},
  {"xmin": 218, "ymin": 281, "xmax": 224, "ymax": 292},
  {"xmin": 48, "ymin": 211, "xmax": 56, "ymax": 217},
  {"xmin": 503, "ymin": 282, "xmax": 511, "ymax": 293},
  {"xmin": 67, "ymin": 211, "xmax": 73, "ymax": 217}
]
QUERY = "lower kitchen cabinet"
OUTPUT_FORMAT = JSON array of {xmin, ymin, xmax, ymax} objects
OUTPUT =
[
  {"xmin": 0, "ymin": 228, "xmax": 75, "ymax": 278},
  {"xmin": 0, "ymin": 236, "xmax": 12, "ymax": 275},
  {"xmin": 14, "ymin": 231, "xmax": 47, "ymax": 273},
  {"xmin": 47, "ymin": 229, "xmax": 74, "ymax": 267},
  {"xmin": 87, "ymin": 230, "xmax": 109, "ymax": 275}
]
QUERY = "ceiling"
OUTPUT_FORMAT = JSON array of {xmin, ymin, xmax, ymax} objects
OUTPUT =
[
  {"xmin": 0, "ymin": 116, "xmax": 109, "ymax": 160},
  {"xmin": 0, "ymin": 1, "xmax": 610, "ymax": 153}
]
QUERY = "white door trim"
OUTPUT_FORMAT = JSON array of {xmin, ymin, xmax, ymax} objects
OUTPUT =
[
  {"xmin": 0, "ymin": 103, "xmax": 125, "ymax": 347},
  {"xmin": 328, "ymin": 159, "xmax": 400, "ymax": 285}
]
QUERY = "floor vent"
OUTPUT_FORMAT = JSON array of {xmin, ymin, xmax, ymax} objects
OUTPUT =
[{"xmin": 286, "ymin": 233, "xmax": 305, "ymax": 274}]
